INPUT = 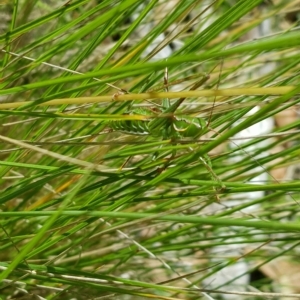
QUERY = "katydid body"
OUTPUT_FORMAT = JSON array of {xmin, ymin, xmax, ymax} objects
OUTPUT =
[{"xmin": 111, "ymin": 75, "xmax": 209, "ymax": 138}]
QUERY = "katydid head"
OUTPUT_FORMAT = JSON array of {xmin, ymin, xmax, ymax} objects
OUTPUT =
[{"xmin": 173, "ymin": 117, "xmax": 207, "ymax": 138}]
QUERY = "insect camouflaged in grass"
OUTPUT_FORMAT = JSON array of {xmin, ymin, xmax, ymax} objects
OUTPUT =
[{"xmin": 109, "ymin": 68, "xmax": 225, "ymax": 201}]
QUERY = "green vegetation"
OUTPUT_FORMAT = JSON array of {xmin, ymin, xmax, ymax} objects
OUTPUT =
[{"xmin": 0, "ymin": 0, "xmax": 300, "ymax": 299}]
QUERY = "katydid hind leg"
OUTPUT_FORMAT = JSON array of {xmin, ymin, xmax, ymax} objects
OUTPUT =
[{"xmin": 199, "ymin": 155, "xmax": 225, "ymax": 202}]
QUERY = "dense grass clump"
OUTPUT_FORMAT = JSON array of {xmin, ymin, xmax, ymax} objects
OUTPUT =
[{"xmin": 0, "ymin": 1, "xmax": 300, "ymax": 299}]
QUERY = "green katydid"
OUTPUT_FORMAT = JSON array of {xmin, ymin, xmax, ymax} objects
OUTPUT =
[
  {"xmin": 111, "ymin": 70, "xmax": 209, "ymax": 138},
  {"xmin": 109, "ymin": 69, "xmax": 225, "ymax": 200}
]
